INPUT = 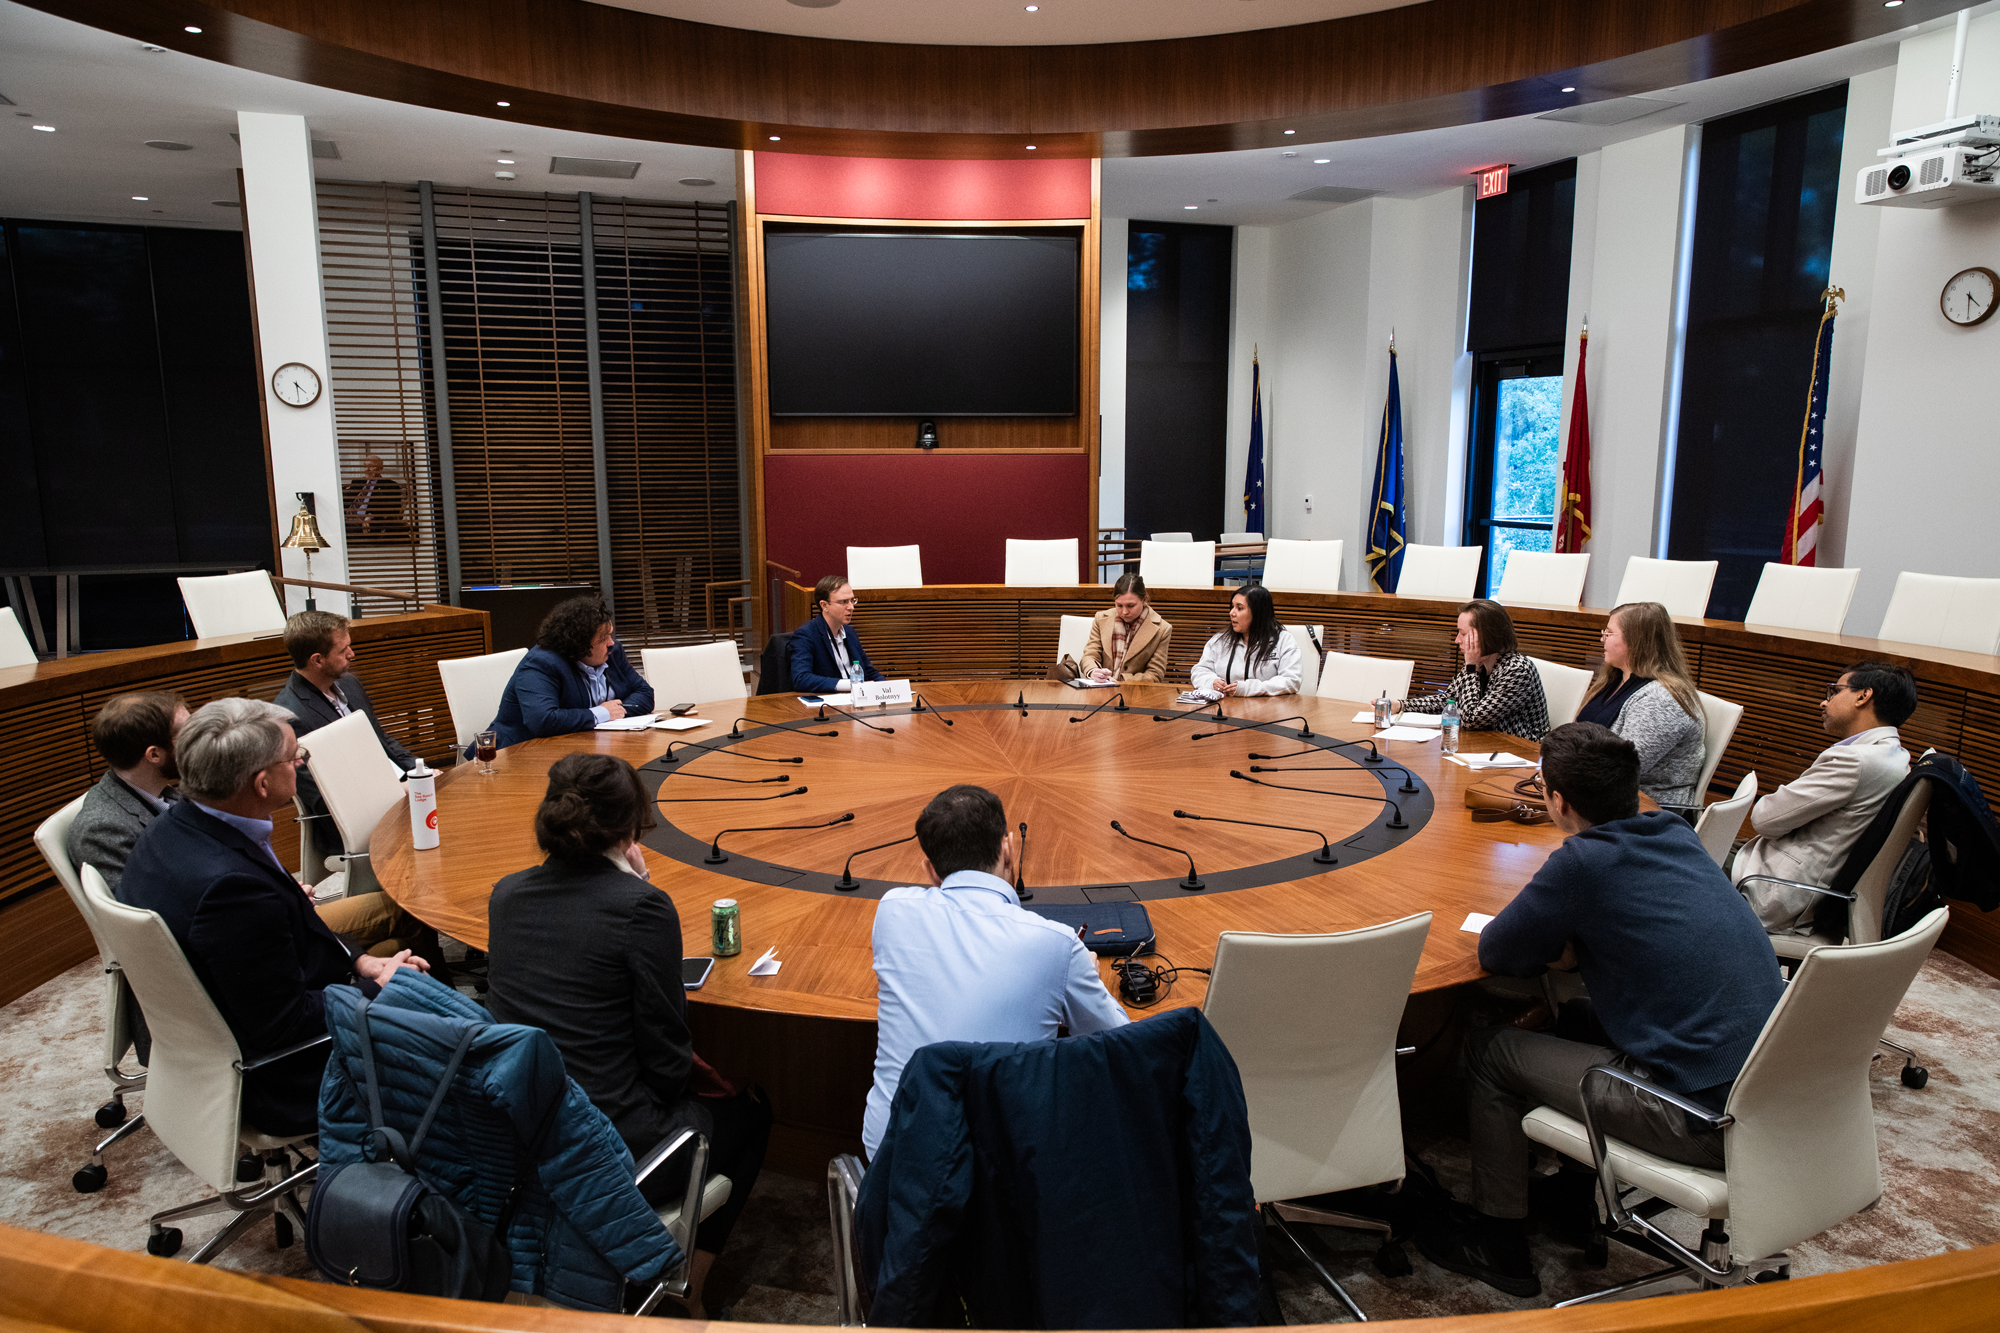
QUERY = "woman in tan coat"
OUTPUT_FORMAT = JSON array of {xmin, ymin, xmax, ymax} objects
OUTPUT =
[{"xmin": 1079, "ymin": 573, "xmax": 1173, "ymax": 683}]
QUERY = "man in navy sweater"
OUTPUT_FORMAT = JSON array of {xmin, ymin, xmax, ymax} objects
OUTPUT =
[{"xmin": 1419, "ymin": 722, "xmax": 1785, "ymax": 1298}]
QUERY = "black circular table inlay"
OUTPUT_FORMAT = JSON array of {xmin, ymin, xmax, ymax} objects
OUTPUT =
[{"xmin": 637, "ymin": 702, "xmax": 1434, "ymax": 904}]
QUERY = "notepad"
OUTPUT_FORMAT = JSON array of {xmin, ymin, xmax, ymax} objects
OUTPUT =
[
  {"xmin": 595, "ymin": 713, "xmax": 658, "ymax": 731},
  {"xmin": 650, "ymin": 717, "xmax": 710, "ymax": 732},
  {"xmin": 1446, "ymin": 751, "xmax": 1536, "ymax": 769},
  {"xmin": 1350, "ymin": 711, "xmax": 1442, "ymax": 727},
  {"xmin": 1374, "ymin": 725, "xmax": 1441, "ymax": 742},
  {"xmin": 1461, "ymin": 912, "xmax": 1496, "ymax": 934}
]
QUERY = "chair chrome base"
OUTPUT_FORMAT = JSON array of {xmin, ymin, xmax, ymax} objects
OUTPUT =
[
  {"xmin": 1552, "ymin": 1210, "xmax": 1788, "ymax": 1309},
  {"xmin": 144, "ymin": 1148, "xmax": 316, "ymax": 1265},
  {"xmin": 1264, "ymin": 1202, "xmax": 1373, "ymax": 1323}
]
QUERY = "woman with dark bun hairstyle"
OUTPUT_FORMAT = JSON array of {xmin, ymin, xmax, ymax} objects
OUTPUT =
[{"xmin": 486, "ymin": 753, "xmax": 769, "ymax": 1318}]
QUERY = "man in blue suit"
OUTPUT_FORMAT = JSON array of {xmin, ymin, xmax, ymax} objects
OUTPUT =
[
  {"xmin": 118, "ymin": 698, "xmax": 427, "ymax": 1136},
  {"xmin": 486, "ymin": 594, "xmax": 653, "ymax": 750},
  {"xmin": 790, "ymin": 574, "xmax": 887, "ymax": 695}
]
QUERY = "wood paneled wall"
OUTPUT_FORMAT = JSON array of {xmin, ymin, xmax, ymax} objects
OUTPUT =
[
  {"xmin": 0, "ymin": 606, "xmax": 488, "ymax": 1006},
  {"xmin": 23, "ymin": 0, "xmax": 1971, "ymax": 157}
]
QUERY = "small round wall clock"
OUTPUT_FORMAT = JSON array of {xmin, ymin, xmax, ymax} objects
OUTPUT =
[
  {"xmin": 1941, "ymin": 267, "xmax": 1998, "ymax": 327},
  {"xmin": 271, "ymin": 362, "xmax": 323, "ymax": 407}
]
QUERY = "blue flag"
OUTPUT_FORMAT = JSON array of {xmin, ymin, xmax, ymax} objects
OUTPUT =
[
  {"xmin": 1364, "ymin": 347, "xmax": 1407, "ymax": 592},
  {"xmin": 1244, "ymin": 357, "xmax": 1265, "ymax": 534}
]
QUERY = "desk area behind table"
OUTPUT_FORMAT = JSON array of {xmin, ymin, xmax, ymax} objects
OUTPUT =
[{"xmin": 0, "ymin": 604, "xmax": 490, "ymax": 1006}]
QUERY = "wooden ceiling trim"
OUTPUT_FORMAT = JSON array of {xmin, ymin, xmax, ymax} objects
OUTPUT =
[{"xmin": 21, "ymin": 0, "xmax": 1966, "ymax": 158}]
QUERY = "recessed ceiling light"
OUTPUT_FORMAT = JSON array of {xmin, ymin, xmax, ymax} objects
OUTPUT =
[
  {"xmin": 131, "ymin": 196, "xmax": 148, "ymax": 201},
  {"xmin": 183, "ymin": 25, "xmax": 201, "ymax": 33},
  {"xmin": 678, "ymin": 176, "xmax": 716, "ymax": 187},
  {"xmin": 31, "ymin": 124, "xmax": 53, "ymax": 132},
  {"xmin": 1282, "ymin": 129, "xmax": 1297, "ymax": 135},
  {"xmin": 1313, "ymin": 158, "xmax": 1330, "ymax": 164},
  {"xmin": 1561, "ymin": 85, "xmax": 1577, "ymax": 93},
  {"xmin": 1025, "ymin": 144, "xmax": 1037, "ymax": 150},
  {"xmin": 769, "ymin": 135, "xmax": 781, "ymax": 141},
  {"xmin": 1281, "ymin": 151, "xmax": 1297, "ymax": 158},
  {"xmin": 497, "ymin": 158, "xmax": 515, "ymax": 164},
  {"xmin": 1025, "ymin": 4, "xmax": 1039, "ymax": 9},
  {"xmin": 1883, "ymin": 1, "xmax": 1903, "ymax": 7},
  {"xmin": 141, "ymin": 44, "xmax": 166, "ymax": 53},
  {"xmin": 1184, "ymin": 205, "xmax": 1198, "ymax": 210},
  {"xmin": 496, "ymin": 101, "xmax": 511, "ymax": 107}
]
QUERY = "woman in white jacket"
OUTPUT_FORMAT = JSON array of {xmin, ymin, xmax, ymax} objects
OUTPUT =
[{"xmin": 1190, "ymin": 584, "xmax": 1301, "ymax": 696}]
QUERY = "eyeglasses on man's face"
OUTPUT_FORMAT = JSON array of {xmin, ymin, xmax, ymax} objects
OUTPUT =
[{"xmin": 1822, "ymin": 680, "xmax": 1856, "ymax": 701}]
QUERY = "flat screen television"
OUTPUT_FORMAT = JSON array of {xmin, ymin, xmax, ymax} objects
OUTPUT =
[{"xmin": 764, "ymin": 230, "xmax": 1080, "ymax": 417}]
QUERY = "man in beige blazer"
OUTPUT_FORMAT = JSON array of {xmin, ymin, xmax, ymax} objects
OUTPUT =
[
  {"xmin": 1735, "ymin": 661, "xmax": 1917, "ymax": 933},
  {"xmin": 1079, "ymin": 573, "xmax": 1173, "ymax": 684}
]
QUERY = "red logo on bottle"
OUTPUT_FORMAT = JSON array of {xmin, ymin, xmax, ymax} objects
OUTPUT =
[{"xmin": 426, "ymin": 810, "xmax": 439, "ymax": 831}]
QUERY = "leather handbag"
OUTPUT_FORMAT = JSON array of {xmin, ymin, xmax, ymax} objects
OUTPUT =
[
  {"xmin": 1465, "ymin": 774, "xmax": 1551, "ymax": 825},
  {"xmin": 306, "ymin": 1005, "xmax": 512, "ymax": 1300}
]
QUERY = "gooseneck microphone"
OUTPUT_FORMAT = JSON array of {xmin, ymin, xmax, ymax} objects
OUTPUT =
[
  {"xmin": 729, "ymin": 717, "xmax": 789, "ymax": 739},
  {"xmin": 1014, "ymin": 821, "xmax": 1032, "ymax": 902},
  {"xmin": 1109, "ymin": 820, "xmax": 1204, "ymax": 891},
  {"xmin": 1252, "ymin": 762, "xmax": 1419, "ymax": 795},
  {"xmin": 1191, "ymin": 714, "xmax": 1314, "ymax": 740},
  {"xmin": 707, "ymin": 812, "xmax": 855, "ymax": 865},
  {"xmin": 1248, "ymin": 739, "xmax": 1419, "ymax": 792},
  {"xmin": 834, "ymin": 833, "xmax": 917, "ymax": 890},
  {"xmin": 1153, "ymin": 702, "xmax": 1225, "ymax": 726},
  {"xmin": 660, "ymin": 786, "xmax": 809, "ymax": 803},
  {"xmin": 1018, "ymin": 690, "xmax": 1028, "ymax": 718},
  {"xmin": 664, "ymin": 738, "xmax": 811, "ymax": 764},
  {"xmin": 1230, "ymin": 771, "xmax": 1407, "ymax": 828},
  {"xmin": 1068, "ymin": 693, "xmax": 1127, "ymax": 724},
  {"xmin": 1174, "ymin": 809, "xmax": 1337, "ymax": 865},
  {"xmin": 911, "ymin": 695, "xmax": 954, "ymax": 725},
  {"xmin": 823, "ymin": 704, "xmax": 896, "ymax": 734},
  {"xmin": 670, "ymin": 770, "xmax": 792, "ymax": 785}
]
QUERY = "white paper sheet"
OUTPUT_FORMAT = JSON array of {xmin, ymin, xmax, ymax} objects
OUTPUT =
[
  {"xmin": 595, "ymin": 713, "xmax": 658, "ymax": 731},
  {"xmin": 747, "ymin": 948, "xmax": 782, "ymax": 977},
  {"xmin": 650, "ymin": 717, "xmax": 710, "ymax": 732},
  {"xmin": 1374, "ymin": 725, "xmax": 1441, "ymax": 742},
  {"xmin": 1446, "ymin": 752, "xmax": 1536, "ymax": 769},
  {"xmin": 1461, "ymin": 912, "xmax": 1496, "ymax": 934},
  {"xmin": 1350, "ymin": 711, "xmax": 1442, "ymax": 727}
]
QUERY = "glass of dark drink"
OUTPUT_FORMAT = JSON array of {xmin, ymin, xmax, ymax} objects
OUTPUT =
[{"xmin": 475, "ymin": 730, "xmax": 498, "ymax": 775}]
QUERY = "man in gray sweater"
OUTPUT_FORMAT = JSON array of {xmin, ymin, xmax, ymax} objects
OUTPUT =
[{"xmin": 67, "ymin": 691, "xmax": 188, "ymax": 890}]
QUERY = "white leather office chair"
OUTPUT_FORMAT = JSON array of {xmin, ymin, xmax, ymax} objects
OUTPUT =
[
  {"xmin": 1316, "ymin": 651, "xmax": 1415, "ymax": 705},
  {"xmin": 80, "ymin": 865, "xmax": 320, "ymax": 1264},
  {"xmin": 1695, "ymin": 772, "xmax": 1757, "ymax": 867},
  {"xmin": 1528, "ymin": 656, "xmax": 1593, "ymax": 727},
  {"xmin": 1523, "ymin": 908, "xmax": 1948, "ymax": 1307},
  {"xmin": 177, "ymin": 572, "xmax": 288, "ymax": 640},
  {"xmin": 1202, "ymin": 914, "xmax": 1433, "ymax": 1320},
  {"xmin": 1261, "ymin": 538, "xmax": 1343, "ymax": 594},
  {"xmin": 1694, "ymin": 690, "xmax": 1744, "ymax": 806},
  {"xmin": 1743, "ymin": 563, "xmax": 1861, "ymax": 635},
  {"xmin": 1394, "ymin": 545, "xmax": 1482, "ymax": 601},
  {"xmin": 1003, "ymin": 538, "xmax": 1080, "ymax": 586},
  {"xmin": 846, "ymin": 544, "xmax": 923, "ymax": 589},
  {"xmin": 1876, "ymin": 572, "xmax": 2000, "ymax": 654},
  {"xmin": 1744, "ymin": 785, "xmax": 1931, "ymax": 962},
  {"xmin": 642, "ymin": 641, "xmax": 748, "ymax": 706},
  {"xmin": 305, "ymin": 710, "xmax": 413, "ymax": 899},
  {"xmin": 1150, "ymin": 531, "xmax": 1194, "ymax": 542},
  {"xmin": 1284, "ymin": 625, "xmax": 1323, "ymax": 697},
  {"xmin": 0, "ymin": 606, "xmax": 36, "ymax": 667},
  {"xmin": 1615, "ymin": 557, "xmax": 1719, "ymax": 619},
  {"xmin": 1056, "ymin": 614, "xmax": 1093, "ymax": 668},
  {"xmin": 437, "ymin": 647, "xmax": 528, "ymax": 752},
  {"xmin": 1495, "ymin": 551, "xmax": 1591, "ymax": 608},
  {"xmin": 34, "ymin": 796, "xmax": 151, "ymax": 1191},
  {"xmin": 1139, "ymin": 539, "xmax": 1216, "ymax": 590},
  {"xmin": 1218, "ymin": 531, "xmax": 1262, "ymax": 583}
]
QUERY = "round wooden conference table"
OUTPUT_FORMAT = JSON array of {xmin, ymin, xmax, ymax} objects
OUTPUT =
[{"xmin": 371, "ymin": 678, "xmax": 1558, "ymax": 1166}]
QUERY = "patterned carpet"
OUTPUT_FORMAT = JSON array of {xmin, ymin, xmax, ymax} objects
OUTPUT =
[{"xmin": 2, "ymin": 947, "xmax": 1994, "ymax": 1322}]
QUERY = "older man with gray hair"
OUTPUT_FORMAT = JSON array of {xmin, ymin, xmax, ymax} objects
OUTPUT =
[{"xmin": 118, "ymin": 697, "xmax": 428, "ymax": 1136}]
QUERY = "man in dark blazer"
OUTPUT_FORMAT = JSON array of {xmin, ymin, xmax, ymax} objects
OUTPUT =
[
  {"xmin": 789, "ymin": 574, "xmax": 887, "ymax": 696},
  {"xmin": 274, "ymin": 610, "xmax": 418, "ymax": 828},
  {"xmin": 67, "ymin": 690, "xmax": 188, "ymax": 892},
  {"xmin": 343, "ymin": 454, "xmax": 407, "ymax": 540},
  {"xmin": 486, "ymin": 594, "xmax": 652, "ymax": 750},
  {"xmin": 118, "ymin": 698, "xmax": 426, "ymax": 1136}
]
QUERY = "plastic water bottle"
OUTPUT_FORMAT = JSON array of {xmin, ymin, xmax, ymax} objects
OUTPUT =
[
  {"xmin": 1373, "ymin": 690, "xmax": 1393, "ymax": 729},
  {"xmin": 406, "ymin": 758, "xmax": 439, "ymax": 850},
  {"xmin": 1441, "ymin": 698, "xmax": 1461, "ymax": 755}
]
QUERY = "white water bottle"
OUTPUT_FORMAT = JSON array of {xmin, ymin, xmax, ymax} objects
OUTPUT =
[
  {"xmin": 1441, "ymin": 698, "xmax": 1461, "ymax": 756},
  {"xmin": 406, "ymin": 759, "xmax": 439, "ymax": 850}
]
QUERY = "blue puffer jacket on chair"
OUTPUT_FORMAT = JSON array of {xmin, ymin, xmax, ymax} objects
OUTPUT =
[{"xmin": 318, "ymin": 970, "xmax": 679, "ymax": 1311}]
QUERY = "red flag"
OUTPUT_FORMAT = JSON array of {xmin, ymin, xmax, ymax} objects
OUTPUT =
[{"xmin": 1554, "ymin": 329, "xmax": 1592, "ymax": 554}]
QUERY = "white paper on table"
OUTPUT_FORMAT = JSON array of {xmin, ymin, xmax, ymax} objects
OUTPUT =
[
  {"xmin": 650, "ymin": 717, "xmax": 710, "ymax": 732},
  {"xmin": 1374, "ymin": 725, "xmax": 1441, "ymax": 742},
  {"xmin": 849, "ymin": 678, "xmax": 914, "ymax": 706},
  {"xmin": 1350, "ymin": 710, "xmax": 1442, "ymax": 727},
  {"xmin": 1461, "ymin": 912, "xmax": 1496, "ymax": 934},
  {"xmin": 747, "ymin": 948, "xmax": 782, "ymax": 977},
  {"xmin": 595, "ymin": 713, "xmax": 658, "ymax": 731},
  {"xmin": 1446, "ymin": 752, "xmax": 1536, "ymax": 769}
]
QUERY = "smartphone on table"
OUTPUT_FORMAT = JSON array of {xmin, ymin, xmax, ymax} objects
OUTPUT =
[{"xmin": 682, "ymin": 957, "xmax": 715, "ymax": 990}]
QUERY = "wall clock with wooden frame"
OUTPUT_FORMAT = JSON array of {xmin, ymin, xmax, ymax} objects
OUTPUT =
[
  {"xmin": 271, "ymin": 361, "xmax": 323, "ymax": 406},
  {"xmin": 1941, "ymin": 267, "xmax": 1998, "ymax": 327}
]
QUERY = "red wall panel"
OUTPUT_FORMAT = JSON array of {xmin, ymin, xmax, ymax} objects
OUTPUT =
[
  {"xmin": 765, "ymin": 453, "xmax": 1090, "ymax": 587},
  {"xmin": 754, "ymin": 153, "xmax": 1091, "ymax": 221}
]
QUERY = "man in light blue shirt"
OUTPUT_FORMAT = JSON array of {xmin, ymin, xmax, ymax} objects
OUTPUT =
[{"xmin": 863, "ymin": 785, "xmax": 1130, "ymax": 1159}]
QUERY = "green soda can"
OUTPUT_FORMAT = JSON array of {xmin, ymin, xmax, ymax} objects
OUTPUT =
[{"xmin": 712, "ymin": 899, "xmax": 742, "ymax": 957}]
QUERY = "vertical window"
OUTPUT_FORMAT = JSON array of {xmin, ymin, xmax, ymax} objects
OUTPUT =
[
  {"xmin": 1462, "ymin": 159, "xmax": 1576, "ymax": 595},
  {"xmin": 1668, "ymin": 84, "xmax": 1848, "ymax": 619},
  {"xmin": 1123, "ymin": 221, "xmax": 1232, "ymax": 542}
]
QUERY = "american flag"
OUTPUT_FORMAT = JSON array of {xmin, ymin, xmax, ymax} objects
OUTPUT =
[{"xmin": 1784, "ymin": 291, "xmax": 1839, "ymax": 567}]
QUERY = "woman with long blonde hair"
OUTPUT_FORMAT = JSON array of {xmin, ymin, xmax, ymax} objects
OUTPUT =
[{"xmin": 1578, "ymin": 601, "xmax": 1705, "ymax": 807}]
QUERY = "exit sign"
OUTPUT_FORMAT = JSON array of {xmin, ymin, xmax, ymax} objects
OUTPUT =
[{"xmin": 1475, "ymin": 165, "xmax": 1510, "ymax": 199}]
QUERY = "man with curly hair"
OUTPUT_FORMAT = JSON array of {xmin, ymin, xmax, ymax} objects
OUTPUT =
[{"xmin": 484, "ymin": 595, "xmax": 654, "ymax": 750}]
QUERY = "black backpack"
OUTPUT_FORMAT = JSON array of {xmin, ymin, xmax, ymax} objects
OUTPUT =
[{"xmin": 305, "ymin": 1004, "xmax": 512, "ymax": 1300}]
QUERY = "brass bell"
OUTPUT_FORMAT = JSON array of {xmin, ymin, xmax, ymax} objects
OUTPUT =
[{"xmin": 281, "ymin": 494, "xmax": 328, "ymax": 610}]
